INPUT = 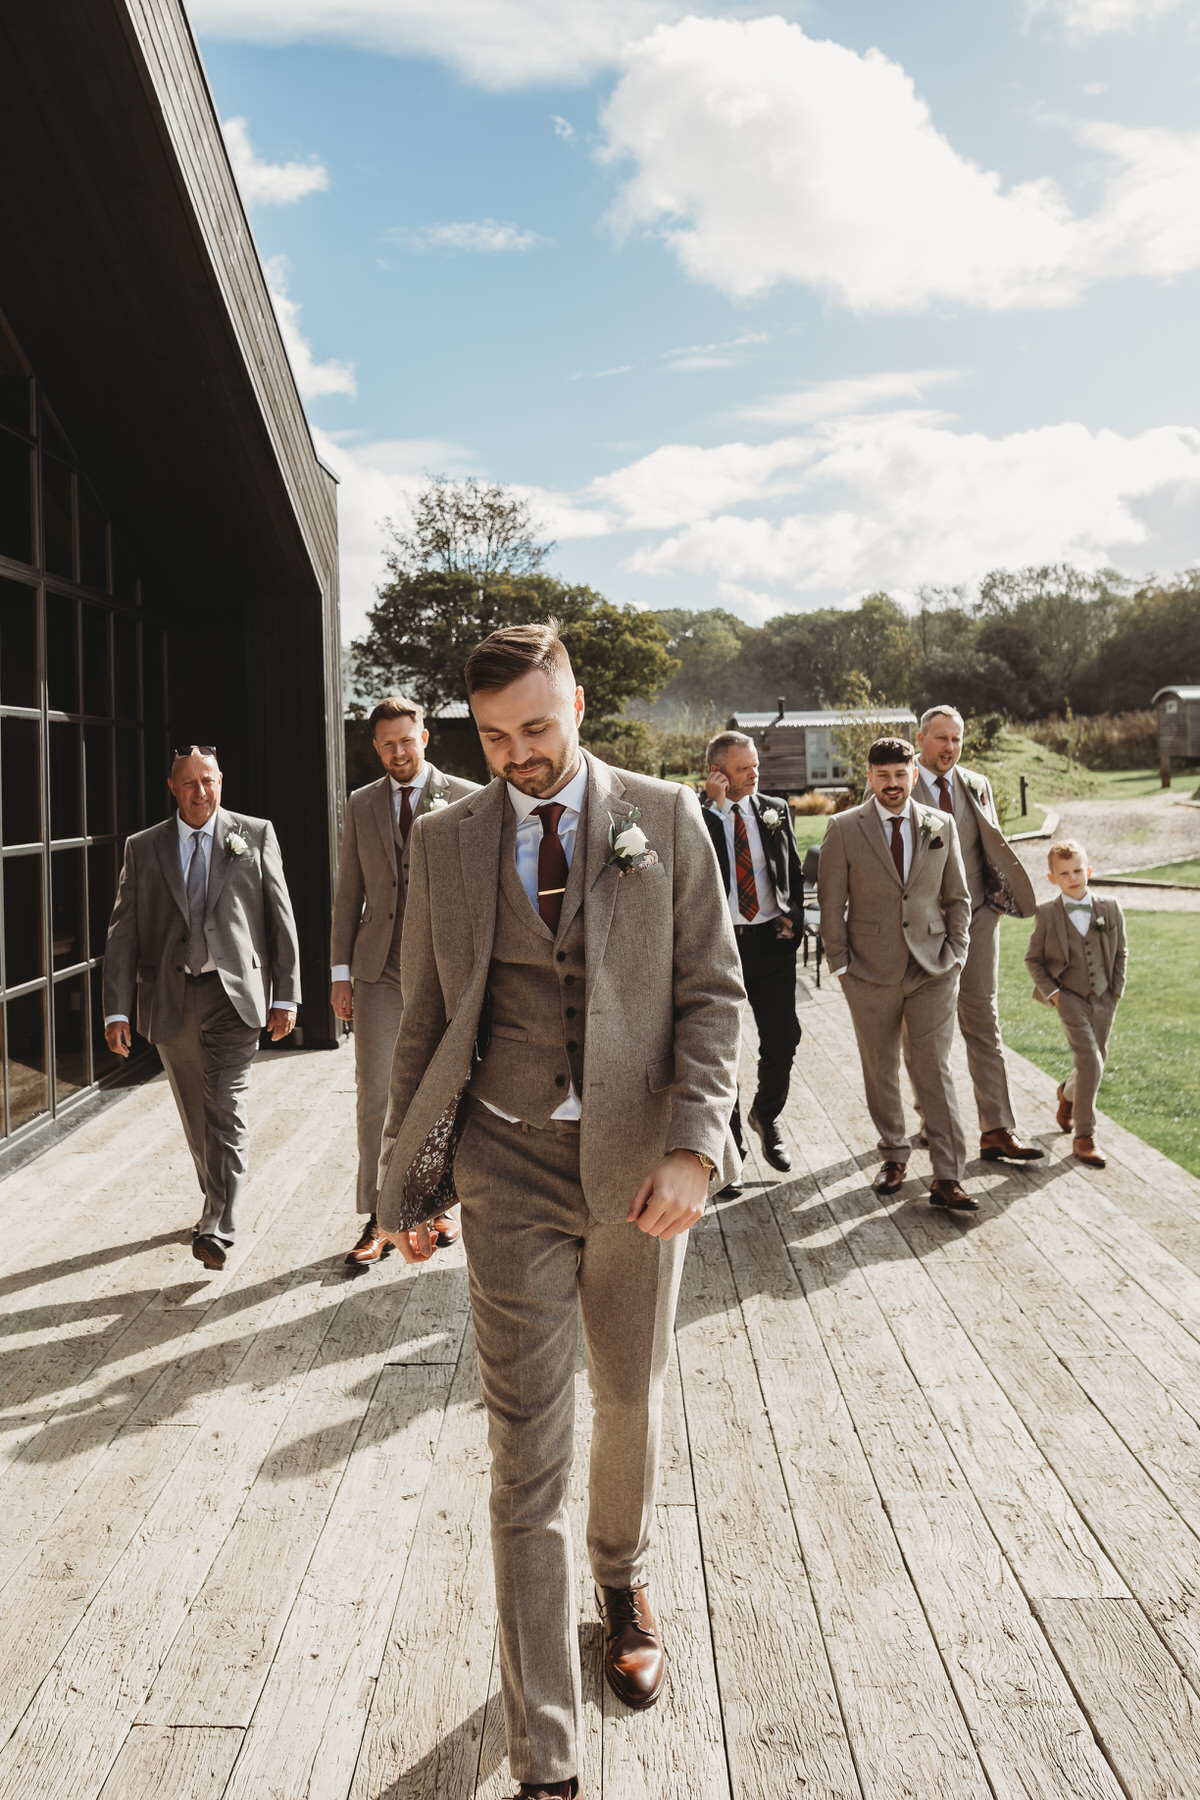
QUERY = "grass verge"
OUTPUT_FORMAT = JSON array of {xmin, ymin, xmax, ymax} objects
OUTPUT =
[
  {"xmin": 1105, "ymin": 858, "xmax": 1200, "ymax": 886},
  {"xmin": 998, "ymin": 911, "xmax": 1200, "ymax": 1179}
]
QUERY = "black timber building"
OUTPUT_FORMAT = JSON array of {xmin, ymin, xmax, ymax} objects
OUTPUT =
[{"xmin": 0, "ymin": 0, "xmax": 344, "ymax": 1165}]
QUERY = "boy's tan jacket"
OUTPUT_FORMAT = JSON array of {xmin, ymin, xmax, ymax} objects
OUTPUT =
[
  {"xmin": 817, "ymin": 798, "xmax": 971, "ymax": 985},
  {"xmin": 1024, "ymin": 893, "xmax": 1128, "ymax": 1004},
  {"xmin": 375, "ymin": 753, "xmax": 746, "ymax": 1230}
]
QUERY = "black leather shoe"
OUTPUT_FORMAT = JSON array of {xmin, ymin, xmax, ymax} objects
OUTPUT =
[
  {"xmin": 717, "ymin": 1180, "xmax": 744, "ymax": 1199},
  {"xmin": 510, "ymin": 1782, "xmax": 578, "ymax": 1799},
  {"xmin": 192, "ymin": 1232, "xmax": 227, "ymax": 1270},
  {"xmin": 747, "ymin": 1106, "xmax": 791, "ymax": 1171}
]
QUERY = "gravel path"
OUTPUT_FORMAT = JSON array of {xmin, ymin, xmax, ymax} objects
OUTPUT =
[{"xmin": 1012, "ymin": 793, "xmax": 1200, "ymax": 912}]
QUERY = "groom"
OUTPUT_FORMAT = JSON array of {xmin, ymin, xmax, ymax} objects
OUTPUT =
[{"xmin": 375, "ymin": 623, "xmax": 744, "ymax": 1799}]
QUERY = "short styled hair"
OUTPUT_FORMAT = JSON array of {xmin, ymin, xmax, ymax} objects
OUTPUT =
[
  {"xmin": 867, "ymin": 735, "xmax": 916, "ymax": 766},
  {"xmin": 1048, "ymin": 838, "xmax": 1087, "ymax": 868},
  {"xmin": 706, "ymin": 729, "xmax": 753, "ymax": 765},
  {"xmin": 918, "ymin": 705, "xmax": 964, "ymax": 733},
  {"xmin": 369, "ymin": 694, "xmax": 423, "ymax": 734},
  {"xmin": 464, "ymin": 620, "xmax": 574, "ymax": 696}
]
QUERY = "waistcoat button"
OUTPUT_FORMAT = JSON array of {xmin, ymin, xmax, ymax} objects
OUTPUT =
[
  {"xmin": 556, "ymin": 951, "xmax": 567, "ymax": 963},
  {"xmin": 555, "ymin": 1074, "xmax": 566, "ymax": 1087}
]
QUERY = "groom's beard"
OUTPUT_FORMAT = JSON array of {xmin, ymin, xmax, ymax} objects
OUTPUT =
[{"xmin": 499, "ymin": 738, "xmax": 578, "ymax": 797}]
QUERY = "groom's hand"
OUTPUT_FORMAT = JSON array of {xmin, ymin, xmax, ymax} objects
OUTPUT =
[
  {"xmin": 105, "ymin": 1021, "xmax": 132, "ymax": 1058},
  {"xmin": 377, "ymin": 1222, "xmax": 437, "ymax": 1264},
  {"xmin": 627, "ymin": 1150, "xmax": 709, "ymax": 1240}
]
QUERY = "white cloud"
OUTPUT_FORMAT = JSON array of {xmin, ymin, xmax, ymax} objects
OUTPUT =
[
  {"xmin": 265, "ymin": 258, "xmax": 356, "ymax": 401},
  {"xmin": 394, "ymin": 220, "xmax": 541, "ymax": 252},
  {"xmin": 222, "ymin": 116, "xmax": 329, "ymax": 205},
  {"xmin": 551, "ymin": 115, "xmax": 576, "ymax": 142},
  {"xmin": 739, "ymin": 369, "xmax": 961, "ymax": 425},
  {"xmin": 1028, "ymin": 0, "xmax": 1193, "ymax": 33},
  {"xmin": 600, "ymin": 16, "xmax": 1200, "ymax": 311},
  {"xmin": 188, "ymin": 0, "xmax": 698, "ymax": 87}
]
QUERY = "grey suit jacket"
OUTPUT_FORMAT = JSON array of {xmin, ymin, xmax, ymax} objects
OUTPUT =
[
  {"xmin": 330, "ymin": 763, "xmax": 480, "ymax": 982},
  {"xmin": 375, "ymin": 753, "xmax": 746, "ymax": 1230},
  {"xmin": 102, "ymin": 808, "xmax": 301, "ymax": 1040},
  {"xmin": 1025, "ymin": 894, "xmax": 1128, "ymax": 1004},
  {"xmin": 913, "ymin": 762, "xmax": 1036, "ymax": 918},
  {"xmin": 817, "ymin": 798, "xmax": 971, "ymax": 985}
]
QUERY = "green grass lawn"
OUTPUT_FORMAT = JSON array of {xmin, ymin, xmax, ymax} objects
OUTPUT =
[
  {"xmin": 973, "ymin": 733, "xmax": 1198, "ymax": 824},
  {"xmin": 1106, "ymin": 858, "xmax": 1200, "ymax": 886},
  {"xmin": 998, "ymin": 911, "xmax": 1200, "ymax": 1178}
]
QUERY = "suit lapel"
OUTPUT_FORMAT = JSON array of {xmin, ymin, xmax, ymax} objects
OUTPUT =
[
  {"xmin": 579, "ymin": 753, "xmax": 625, "ymax": 968},
  {"xmin": 458, "ymin": 779, "xmax": 505, "ymax": 960},
  {"xmin": 751, "ymin": 794, "xmax": 786, "ymax": 897},
  {"xmin": 418, "ymin": 763, "xmax": 446, "ymax": 818},
  {"xmin": 909, "ymin": 802, "xmax": 936, "ymax": 885},
  {"xmin": 857, "ymin": 802, "xmax": 903, "ymax": 887},
  {"xmin": 371, "ymin": 776, "xmax": 399, "ymax": 875},
  {"xmin": 204, "ymin": 808, "xmax": 233, "ymax": 915},
  {"xmin": 1052, "ymin": 896, "xmax": 1071, "ymax": 967},
  {"xmin": 154, "ymin": 817, "xmax": 190, "ymax": 925}
]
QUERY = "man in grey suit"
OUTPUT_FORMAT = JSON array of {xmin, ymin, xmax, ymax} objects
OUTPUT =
[
  {"xmin": 913, "ymin": 705, "xmax": 1044, "ymax": 1165},
  {"xmin": 374, "ymin": 623, "xmax": 744, "ymax": 1800},
  {"xmin": 818, "ymin": 735, "xmax": 977, "ymax": 1210},
  {"xmin": 103, "ymin": 747, "xmax": 300, "ymax": 1270},
  {"xmin": 330, "ymin": 694, "xmax": 479, "ymax": 1268}
]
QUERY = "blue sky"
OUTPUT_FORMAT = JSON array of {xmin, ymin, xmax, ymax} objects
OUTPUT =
[{"xmin": 189, "ymin": 0, "xmax": 1200, "ymax": 639}]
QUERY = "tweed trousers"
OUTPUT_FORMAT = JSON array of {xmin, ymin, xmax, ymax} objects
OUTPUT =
[
  {"xmin": 156, "ymin": 972, "xmax": 261, "ymax": 1241},
  {"xmin": 1056, "ymin": 989, "xmax": 1118, "ymax": 1136},
  {"xmin": 351, "ymin": 969, "xmax": 405, "ymax": 1215},
  {"xmin": 453, "ymin": 1100, "xmax": 686, "ymax": 1786},
  {"xmin": 951, "ymin": 903, "xmax": 1018, "ymax": 1134},
  {"xmin": 843, "ymin": 961, "xmax": 967, "ymax": 1181}
]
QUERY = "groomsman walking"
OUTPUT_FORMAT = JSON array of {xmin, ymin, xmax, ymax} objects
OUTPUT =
[
  {"xmin": 329, "ymin": 694, "xmax": 478, "ymax": 1268},
  {"xmin": 818, "ymin": 735, "xmax": 977, "ymax": 1210},
  {"xmin": 913, "ymin": 706, "xmax": 1044, "ymax": 1165},
  {"xmin": 702, "ymin": 730, "xmax": 805, "ymax": 1184},
  {"xmin": 374, "ymin": 623, "xmax": 743, "ymax": 1799},
  {"xmin": 103, "ymin": 746, "xmax": 300, "ymax": 1269}
]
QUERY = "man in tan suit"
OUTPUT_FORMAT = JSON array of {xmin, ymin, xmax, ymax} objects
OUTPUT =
[
  {"xmin": 913, "ymin": 706, "xmax": 1044, "ymax": 1165},
  {"xmin": 375, "ymin": 623, "xmax": 744, "ymax": 1800},
  {"xmin": 329, "ymin": 695, "xmax": 478, "ymax": 1267},
  {"xmin": 818, "ymin": 735, "xmax": 976, "ymax": 1210}
]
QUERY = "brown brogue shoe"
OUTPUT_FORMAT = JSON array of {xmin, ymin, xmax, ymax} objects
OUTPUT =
[
  {"xmin": 1073, "ymin": 1136, "xmax": 1107, "ymax": 1169},
  {"xmin": 1056, "ymin": 1083, "xmax": 1074, "ymax": 1133},
  {"xmin": 192, "ymin": 1232, "xmax": 227, "ymax": 1270},
  {"xmin": 871, "ymin": 1161, "xmax": 908, "ymax": 1196},
  {"xmin": 980, "ymin": 1128, "xmax": 1045, "ymax": 1163},
  {"xmin": 511, "ymin": 1782, "xmax": 578, "ymax": 1799},
  {"xmin": 597, "ymin": 1584, "xmax": 666, "ymax": 1710},
  {"xmin": 344, "ymin": 1216, "xmax": 393, "ymax": 1268},
  {"xmin": 929, "ymin": 1179, "xmax": 979, "ymax": 1212},
  {"xmin": 430, "ymin": 1212, "xmax": 461, "ymax": 1248}
]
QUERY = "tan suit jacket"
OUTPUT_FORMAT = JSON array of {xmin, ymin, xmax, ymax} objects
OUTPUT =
[
  {"xmin": 913, "ymin": 762, "xmax": 1036, "ymax": 917},
  {"xmin": 1025, "ymin": 894, "xmax": 1128, "ymax": 1004},
  {"xmin": 376, "ymin": 753, "xmax": 746, "ymax": 1230},
  {"xmin": 818, "ymin": 798, "xmax": 971, "ymax": 984},
  {"xmin": 330, "ymin": 763, "xmax": 479, "ymax": 982}
]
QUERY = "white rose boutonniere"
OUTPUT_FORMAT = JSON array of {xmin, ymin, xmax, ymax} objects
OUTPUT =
[
  {"xmin": 225, "ymin": 830, "xmax": 248, "ymax": 859},
  {"xmin": 918, "ymin": 814, "xmax": 944, "ymax": 847},
  {"xmin": 759, "ymin": 805, "xmax": 784, "ymax": 835},
  {"xmin": 604, "ymin": 807, "xmax": 659, "ymax": 874},
  {"xmin": 427, "ymin": 792, "xmax": 449, "ymax": 812}
]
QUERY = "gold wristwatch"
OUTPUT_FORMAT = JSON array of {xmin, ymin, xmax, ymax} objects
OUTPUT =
[{"xmin": 687, "ymin": 1150, "xmax": 718, "ymax": 1178}]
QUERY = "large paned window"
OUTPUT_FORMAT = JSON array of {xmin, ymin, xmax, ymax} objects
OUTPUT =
[{"xmin": 0, "ymin": 313, "xmax": 168, "ymax": 1144}]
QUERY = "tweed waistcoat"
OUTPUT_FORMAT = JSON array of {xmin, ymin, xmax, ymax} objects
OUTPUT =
[
  {"xmin": 467, "ymin": 796, "xmax": 588, "ymax": 1127},
  {"xmin": 1060, "ymin": 912, "xmax": 1110, "ymax": 998}
]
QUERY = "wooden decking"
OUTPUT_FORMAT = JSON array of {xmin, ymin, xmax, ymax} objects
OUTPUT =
[{"xmin": 4, "ymin": 973, "xmax": 1200, "ymax": 1798}]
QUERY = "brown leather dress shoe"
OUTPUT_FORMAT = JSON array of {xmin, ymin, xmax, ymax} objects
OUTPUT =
[
  {"xmin": 1056, "ymin": 1083, "xmax": 1074, "ymax": 1133},
  {"xmin": 980, "ymin": 1128, "xmax": 1045, "ymax": 1163},
  {"xmin": 871, "ymin": 1161, "xmax": 908, "ymax": 1195},
  {"xmin": 510, "ymin": 1782, "xmax": 578, "ymax": 1799},
  {"xmin": 597, "ymin": 1584, "xmax": 666, "ymax": 1709},
  {"xmin": 929, "ymin": 1179, "xmax": 979, "ymax": 1211},
  {"xmin": 192, "ymin": 1233, "xmax": 227, "ymax": 1270},
  {"xmin": 344, "ymin": 1216, "xmax": 393, "ymax": 1267},
  {"xmin": 430, "ymin": 1212, "xmax": 461, "ymax": 1247},
  {"xmin": 1073, "ymin": 1136, "xmax": 1107, "ymax": 1169}
]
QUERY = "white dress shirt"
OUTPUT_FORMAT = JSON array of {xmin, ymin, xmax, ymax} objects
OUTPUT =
[
  {"xmin": 917, "ymin": 760, "xmax": 956, "ymax": 810},
  {"xmin": 330, "ymin": 765, "xmax": 431, "ymax": 981},
  {"xmin": 1064, "ymin": 891, "xmax": 1094, "ymax": 936},
  {"xmin": 711, "ymin": 796, "xmax": 781, "ymax": 927}
]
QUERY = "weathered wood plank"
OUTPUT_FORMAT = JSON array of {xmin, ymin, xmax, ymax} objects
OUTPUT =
[{"xmin": 95, "ymin": 1725, "xmax": 242, "ymax": 1800}]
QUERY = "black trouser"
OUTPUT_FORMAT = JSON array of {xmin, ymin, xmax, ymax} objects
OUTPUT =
[{"xmin": 731, "ymin": 923, "xmax": 802, "ymax": 1147}]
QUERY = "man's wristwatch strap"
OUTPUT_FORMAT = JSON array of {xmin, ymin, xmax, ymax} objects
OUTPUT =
[{"xmin": 686, "ymin": 1150, "xmax": 718, "ymax": 1178}]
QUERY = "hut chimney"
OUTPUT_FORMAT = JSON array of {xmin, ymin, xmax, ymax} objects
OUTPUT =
[{"xmin": 776, "ymin": 696, "xmax": 786, "ymax": 721}]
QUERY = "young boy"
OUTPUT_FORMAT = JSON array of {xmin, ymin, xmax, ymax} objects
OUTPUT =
[{"xmin": 1024, "ymin": 840, "xmax": 1127, "ymax": 1169}]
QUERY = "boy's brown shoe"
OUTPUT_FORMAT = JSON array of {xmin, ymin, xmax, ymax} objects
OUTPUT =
[
  {"xmin": 1073, "ymin": 1136, "xmax": 1107, "ymax": 1169},
  {"xmin": 1056, "ymin": 1084, "xmax": 1074, "ymax": 1133}
]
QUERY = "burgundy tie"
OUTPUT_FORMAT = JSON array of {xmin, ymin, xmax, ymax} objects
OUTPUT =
[
  {"xmin": 733, "ymin": 805, "xmax": 759, "ymax": 921},
  {"xmin": 397, "ymin": 786, "xmax": 415, "ymax": 842},
  {"xmin": 935, "ymin": 775, "xmax": 953, "ymax": 813},
  {"xmin": 534, "ymin": 803, "xmax": 569, "ymax": 933},
  {"xmin": 890, "ymin": 817, "xmax": 906, "ymax": 880}
]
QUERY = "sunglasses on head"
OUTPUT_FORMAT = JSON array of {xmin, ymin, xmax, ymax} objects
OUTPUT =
[{"xmin": 173, "ymin": 744, "xmax": 218, "ymax": 758}]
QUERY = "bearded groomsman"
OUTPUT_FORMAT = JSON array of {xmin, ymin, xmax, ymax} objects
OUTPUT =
[
  {"xmin": 819, "ymin": 735, "xmax": 977, "ymax": 1211},
  {"xmin": 913, "ymin": 706, "xmax": 1044, "ymax": 1165},
  {"xmin": 702, "ymin": 730, "xmax": 805, "ymax": 1185},
  {"xmin": 103, "ymin": 746, "xmax": 301, "ymax": 1270},
  {"xmin": 330, "ymin": 694, "xmax": 479, "ymax": 1269},
  {"xmin": 374, "ymin": 624, "xmax": 743, "ymax": 1800}
]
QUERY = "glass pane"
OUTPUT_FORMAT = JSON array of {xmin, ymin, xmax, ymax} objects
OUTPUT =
[
  {"xmin": 0, "ymin": 430, "xmax": 33, "ymax": 566},
  {"xmin": 0, "ymin": 328, "xmax": 30, "ymax": 434},
  {"xmin": 81, "ymin": 605, "xmax": 111, "ymax": 717},
  {"xmin": 84, "ymin": 724, "xmax": 113, "ymax": 836},
  {"xmin": 113, "ymin": 613, "xmax": 137, "ymax": 718},
  {"xmin": 78, "ymin": 482, "xmax": 108, "ymax": 592},
  {"xmin": 6, "ymin": 989, "xmax": 48, "ymax": 1131},
  {"xmin": 115, "ymin": 728, "xmax": 139, "ymax": 836},
  {"xmin": 51, "ymin": 847, "xmax": 85, "ymax": 970},
  {"xmin": 1, "ymin": 715, "xmax": 41, "ymax": 846},
  {"xmin": 91, "ymin": 964, "xmax": 120, "ymax": 1080},
  {"xmin": 54, "ymin": 973, "xmax": 88, "ymax": 1102},
  {"xmin": 145, "ymin": 733, "xmax": 171, "ymax": 824},
  {"xmin": 110, "ymin": 531, "xmax": 136, "ymax": 604},
  {"xmin": 0, "ymin": 576, "xmax": 38, "ymax": 707},
  {"xmin": 3, "ymin": 853, "xmax": 44, "ymax": 987},
  {"xmin": 43, "ymin": 456, "xmax": 74, "ymax": 579},
  {"xmin": 48, "ymin": 720, "xmax": 82, "ymax": 840},
  {"xmin": 88, "ymin": 840, "xmax": 117, "ymax": 960},
  {"xmin": 46, "ymin": 592, "xmax": 78, "ymax": 712},
  {"xmin": 142, "ymin": 623, "xmax": 164, "ymax": 721},
  {"xmin": 41, "ymin": 407, "xmax": 73, "ymax": 461}
]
